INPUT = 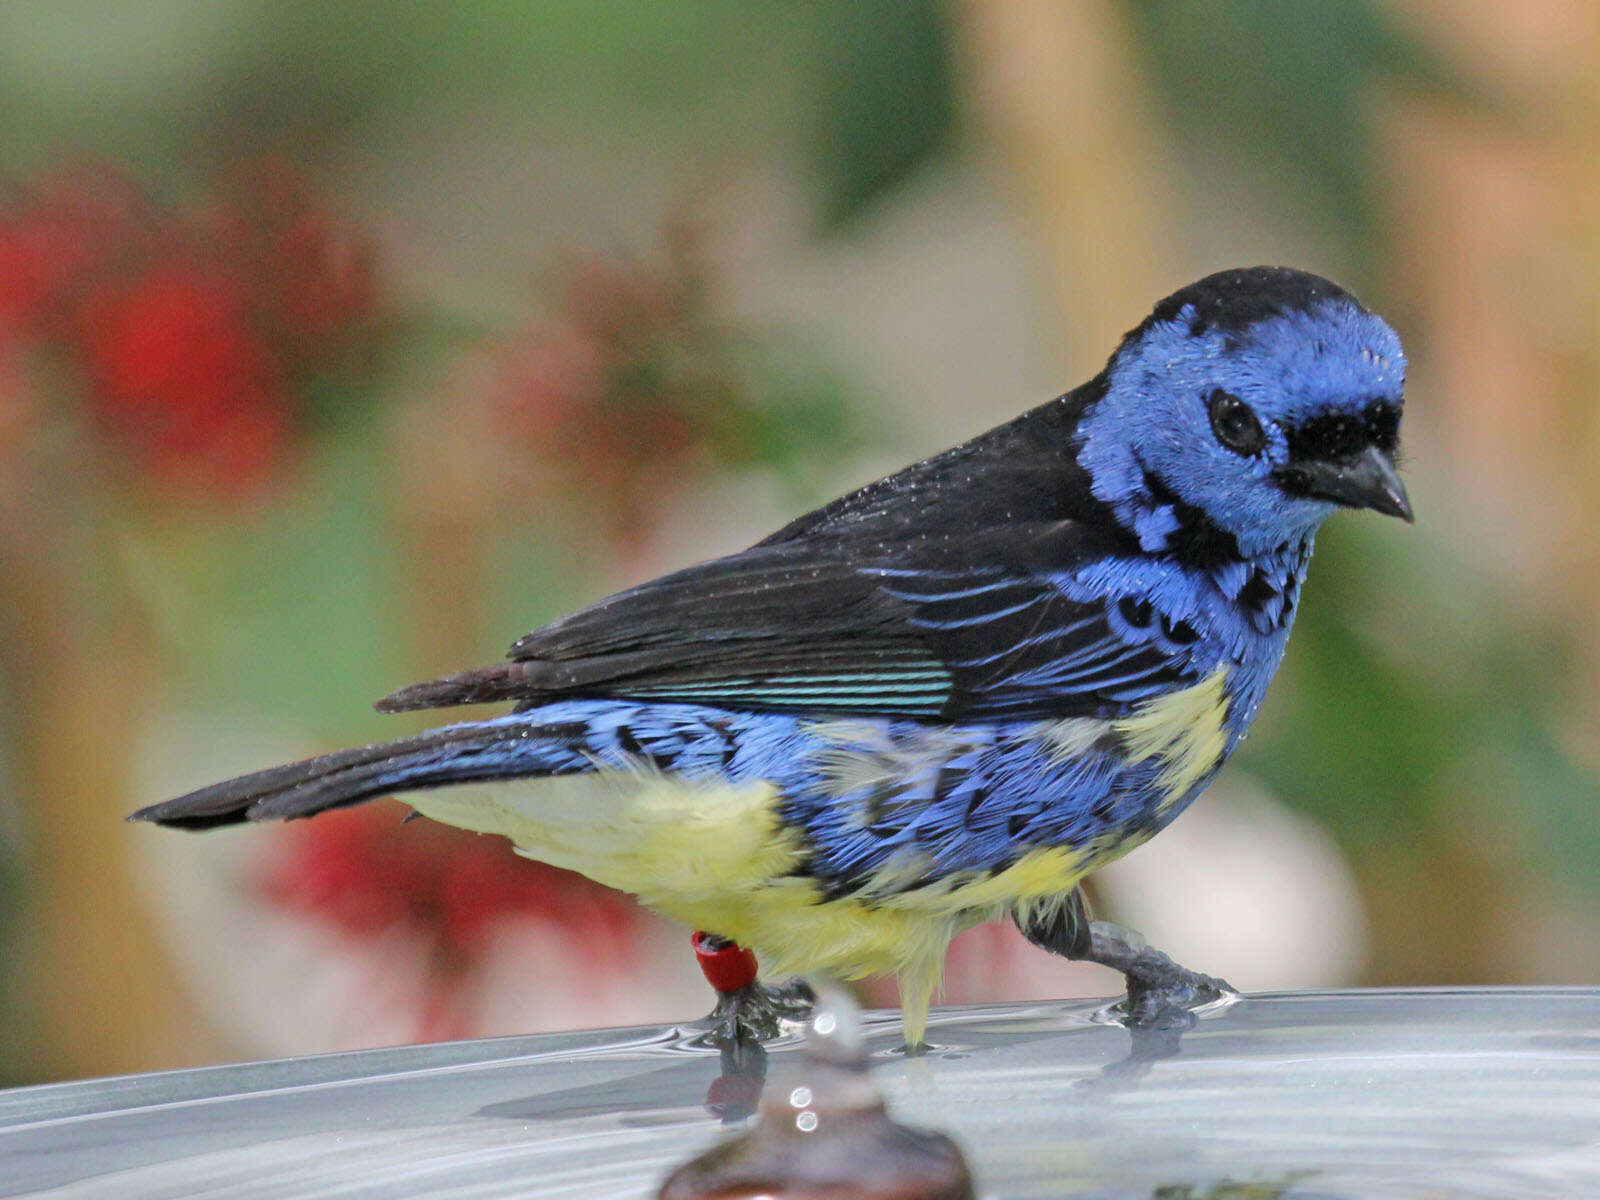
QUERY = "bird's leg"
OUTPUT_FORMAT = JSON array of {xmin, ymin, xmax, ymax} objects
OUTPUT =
[
  {"xmin": 692, "ymin": 931, "xmax": 815, "ymax": 1046},
  {"xmin": 1015, "ymin": 888, "xmax": 1234, "ymax": 1027}
]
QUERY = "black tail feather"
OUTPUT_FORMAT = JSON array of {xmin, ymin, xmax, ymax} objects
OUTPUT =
[
  {"xmin": 374, "ymin": 662, "xmax": 549, "ymax": 713},
  {"xmin": 129, "ymin": 722, "xmax": 538, "ymax": 830}
]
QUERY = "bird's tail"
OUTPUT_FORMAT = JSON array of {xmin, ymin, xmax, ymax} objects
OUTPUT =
[{"xmin": 129, "ymin": 715, "xmax": 579, "ymax": 830}]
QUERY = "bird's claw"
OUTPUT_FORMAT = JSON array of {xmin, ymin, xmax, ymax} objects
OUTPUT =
[
  {"xmin": 1076, "ymin": 919, "xmax": 1234, "ymax": 1029},
  {"xmin": 1116, "ymin": 945, "xmax": 1233, "ymax": 1028},
  {"xmin": 702, "ymin": 978, "xmax": 816, "ymax": 1047}
]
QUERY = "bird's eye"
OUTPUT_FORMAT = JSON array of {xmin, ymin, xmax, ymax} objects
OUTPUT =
[{"xmin": 1208, "ymin": 389, "xmax": 1266, "ymax": 456}]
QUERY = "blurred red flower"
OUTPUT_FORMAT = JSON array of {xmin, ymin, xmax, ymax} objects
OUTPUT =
[
  {"xmin": 204, "ymin": 155, "xmax": 381, "ymax": 370},
  {"xmin": 0, "ymin": 158, "xmax": 384, "ymax": 499},
  {"xmin": 0, "ymin": 167, "xmax": 153, "ymax": 338},
  {"xmin": 79, "ymin": 263, "xmax": 293, "ymax": 495},
  {"xmin": 488, "ymin": 224, "xmax": 809, "ymax": 546}
]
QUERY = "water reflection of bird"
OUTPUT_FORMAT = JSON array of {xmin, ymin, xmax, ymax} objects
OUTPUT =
[{"xmin": 135, "ymin": 267, "xmax": 1412, "ymax": 1049}]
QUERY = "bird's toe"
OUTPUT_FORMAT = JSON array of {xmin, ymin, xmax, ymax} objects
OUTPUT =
[
  {"xmin": 702, "ymin": 979, "xmax": 815, "ymax": 1047},
  {"xmin": 1116, "ymin": 946, "xmax": 1234, "ymax": 1028}
]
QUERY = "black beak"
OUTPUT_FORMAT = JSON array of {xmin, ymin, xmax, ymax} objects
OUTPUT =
[{"xmin": 1278, "ymin": 445, "xmax": 1413, "ymax": 522}]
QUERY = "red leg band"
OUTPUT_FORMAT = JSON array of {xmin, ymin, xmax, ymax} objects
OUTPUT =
[{"xmin": 692, "ymin": 931, "xmax": 759, "ymax": 994}]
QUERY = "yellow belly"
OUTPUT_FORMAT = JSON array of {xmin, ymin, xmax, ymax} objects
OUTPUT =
[
  {"xmin": 403, "ymin": 771, "xmax": 1088, "ymax": 979},
  {"xmin": 406, "ymin": 771, "xmax": 1089, "ymax": 1045}
]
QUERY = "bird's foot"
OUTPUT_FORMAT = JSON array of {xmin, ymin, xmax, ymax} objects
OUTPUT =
[
  {"xmin": 703, "ymin": 978, "xmax": 816, "ymax": 1046},
  {"xmin": 1015, "ymin": 890, "xmax": 1233, "ymax": 1027},
  {"xmin": 691, "ymin": 931, "xmax": 815, "ymax": 1047},
  {"xmin": 1081, "ymin": 920, "xmax": 1234, "ymax": 1028}
]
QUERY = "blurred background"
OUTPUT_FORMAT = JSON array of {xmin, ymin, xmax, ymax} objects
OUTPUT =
[{"xmin": 1, "ymin": 1, "xmax": 1597, "ymax": 1086}]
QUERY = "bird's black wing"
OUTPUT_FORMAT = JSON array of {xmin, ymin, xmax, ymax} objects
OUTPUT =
[
  {"xmin": 379, "ymin": 521, "xmax": 1200, "ymax": 723},
  {"xmin": 379, "ymin": 381, "xmax": 1206, "ymax": 721}
]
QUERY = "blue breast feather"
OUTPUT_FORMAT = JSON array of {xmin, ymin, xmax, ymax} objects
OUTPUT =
[{"xmin": 445, "ymin": 691, "xmax": 1189, "ymax": 900}]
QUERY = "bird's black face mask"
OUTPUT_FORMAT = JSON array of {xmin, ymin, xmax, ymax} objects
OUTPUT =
[{"xmin": 1273, "ymin": 401, "xmax": 1411, "ymax": 521}]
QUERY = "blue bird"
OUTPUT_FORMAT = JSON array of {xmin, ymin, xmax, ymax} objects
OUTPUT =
[{"xmin": 134, "ymin": 266, "xmax": 1412, "ymax": 1048}]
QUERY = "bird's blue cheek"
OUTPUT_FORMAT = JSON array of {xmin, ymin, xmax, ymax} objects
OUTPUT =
[{"xmin": 1131, "ymin": 502, "xmax": 1181, "ymax": 552}]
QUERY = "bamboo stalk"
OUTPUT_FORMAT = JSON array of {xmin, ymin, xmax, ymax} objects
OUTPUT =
[
  {"xmin": 0, "ymin": 510, "xmax": 215, "ymax": 1080},
  {"xmin": 956, "ymin": 0, "xmax": 1178, "ymax": 368}
]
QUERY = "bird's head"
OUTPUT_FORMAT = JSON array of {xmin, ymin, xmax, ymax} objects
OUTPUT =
[{"xmin": 1077, "ymin": 266, "xmax": 1410, "ymax": 558}]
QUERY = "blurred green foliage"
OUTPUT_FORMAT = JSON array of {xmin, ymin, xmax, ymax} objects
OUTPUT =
[
  {"xmin": 1123, "ymin": 0, "xmax": 1477, "ymax": 261},
  {"xmin": 1246, "ymin": 519, "xmax": 1600, "ymax": 888},
  {"xmin": 808, "ymin": 0, "xmax": 954, "ymax": 230},
  {"xmin": 791, "ymin": 0, "xmax": 1481, "ymax": 260},
  {"xmin": 0, "ymin": 2, "xmax": 814, "ymax": 171},
  {"xmin": 0, "ymin": 0, "xmax": 1477, "ymax": 252},
  {"xmin": 151, "ymin": 430, "xmax": 411, "ymax": 739}
]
